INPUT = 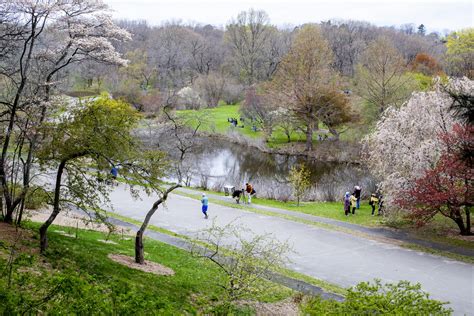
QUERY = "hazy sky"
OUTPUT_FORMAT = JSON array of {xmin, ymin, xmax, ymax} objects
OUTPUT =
[{"xmin": 103, "ymin": 0, "xmax": 473, "ymax": 33}]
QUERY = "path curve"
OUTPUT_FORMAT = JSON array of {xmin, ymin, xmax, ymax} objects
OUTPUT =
[{"xmin": 107, "ymin": 184, "xmax": 474, "ymax": 315}]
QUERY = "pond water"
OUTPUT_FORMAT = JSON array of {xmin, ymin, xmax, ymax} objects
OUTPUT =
[{"xmin": 161, "ymin": 137, "xmax": 375, "ymax": 202}]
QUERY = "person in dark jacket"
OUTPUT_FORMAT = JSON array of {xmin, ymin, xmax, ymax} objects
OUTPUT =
[
  {"xmin": 353, "ymin": 185, "xmax": 361, "ymax": 209},
  {"xmin": 245, "ymin": 183, "xmax": 255, "ymax": 204},
  {"xmin": 343, "ymin": 192, "xmax": 351, "ymax": 216}
]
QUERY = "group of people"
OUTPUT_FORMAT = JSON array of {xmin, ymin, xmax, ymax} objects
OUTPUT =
[
  {"xmin": 343, "ymin": 185, "xmax": 384, "ymax": 216},
  {"xmin": 200, "ymin": 183, "xmax": 256, "ymax": 219},
  {"xmin": 231, "ymin": 183, "xmax": 256, "ymax": 204},
  {"xmin": 227, "ymin": 117, "xmax": 240, "ymax": 127}
]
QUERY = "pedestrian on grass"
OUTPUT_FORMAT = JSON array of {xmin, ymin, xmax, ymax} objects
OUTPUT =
[
  {"xmin": 369, "ymin": 193, "xmax": 379, "ymax": 216},
  {"xmin": 344, "ymin": 192, "xmax": 351, "ymax": 216},
  {"xmin": 350, "ymin": 193, "xmax": 357, "ymax": 214},
  {"xmin": 201, "ymin": 193, "xmax": 209, "ymax": 219},
  {"xmin": 353, "ymin": 185, "xmax": 361, "ymax": 209}
]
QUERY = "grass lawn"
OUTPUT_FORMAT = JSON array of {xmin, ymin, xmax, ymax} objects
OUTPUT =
[
  {"xmin": 0, "ymin": 222, "xmax": 293, "ymax": 315},
  {"xmin": 177, "ymin": 103, "xmax": 336, "ymax": 147},
  {"xmin": 177, "ymin": 103, "xmax": 261, "ymax": 139},
  {"xmin": 251, "ymin": 197, "xmax": 381, "ymax": 226},
  {"xmin": 182, "ymin": 187, "xmax": 382, "ymax": 227}
]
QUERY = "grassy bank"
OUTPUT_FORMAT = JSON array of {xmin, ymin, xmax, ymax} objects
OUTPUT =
[
  {"xmin": 176, "ymin": 103, "xmax": 334, "ymax": 148},
  {"xmin": 0, "ymin": 222, "xmax": 293, "ymax": 315},
  {"xmin": 105, "ymin": 211, "xmax": 348, "ymax": 296}
]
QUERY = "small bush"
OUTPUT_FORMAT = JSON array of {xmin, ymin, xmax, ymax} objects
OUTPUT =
[
  {"xmin": 301, "ymin": 280, "xmax": 452, "ymax": 315},
  {"xmin": 381, "ymin": 209, "xmax": 412, "ymax": 229},
  {"xmin": 25, "ymin": 187, "xmax": 50, "ymax": 210}
]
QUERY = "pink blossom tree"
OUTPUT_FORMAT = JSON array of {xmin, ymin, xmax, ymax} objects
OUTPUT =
[
  {"xmin": 364, "ymin": 78, "xmax": 472, "ymax": 209},
  {"xmin": 395, "ymin": 124, "xmax": 473, "ymax": 235}
]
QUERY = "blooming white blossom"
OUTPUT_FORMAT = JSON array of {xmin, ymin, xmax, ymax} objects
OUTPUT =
[
  {"xmin": 25, "ymin": 0, "xmax": 131, "ymax": 70},
  {"xmin": 364, "ymin": 77, "xmax": 473, "ymax": 207}
]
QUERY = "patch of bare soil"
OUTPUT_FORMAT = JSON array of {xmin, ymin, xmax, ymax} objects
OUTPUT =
[
  {"xmin": 28, "ymin": 208, "xmax": 133, "ymax": 235},
  {"xmin": 239, "ymin": 298, "xmax": 299, "ymax": 316},
  {"xmin": 108, "ymin": 254, "xmax": 175, "ymax": 276},
  {"xmin": 0, "ymin": 222, "xmax": 38, "ymax": 255},
  {"xmin": 445, "ymin": 229, "xmax": 474, "ymax": 243}
]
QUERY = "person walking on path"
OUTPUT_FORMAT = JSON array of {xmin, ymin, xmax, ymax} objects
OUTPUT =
[
  {"xmin": 353, "ymin": 185, "xmax": 361, "ymax": 209},
  {"xmin": 245, "ymin": 183, "xmax": 255, "ymax": 204},
  {"xmin": 111, "ymin": 166, "xmax": 118, "ymax": 179},
  {"xmin": 344, "ymin": 192, "xmax": 351, "ymax": 216},
  {"xmin": 108, "ymin": 166, "xmax": 118, "ymax": 186},
  {"xmin": 369, "ymin": 193, "xmax": 379, "ymax": 216},
  {"xmin": 350, "ymin": 193, "xmax": 357, "ymax": 215},
  {"xmin": 201, "ymin": 193, "xmax": 209, "ymax": 219}
]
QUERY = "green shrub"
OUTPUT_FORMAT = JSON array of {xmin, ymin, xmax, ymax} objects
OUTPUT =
[
  {"xmin": 301, "ymin": 280, "xmax": 452, "ymax": 315},
  {"xmin": 5, "ymin": 184, "xmax": 50, "ymax": 210},
  {"xmin": 25, "ymin": 187, "xmax": 50, "ymax": 210}
]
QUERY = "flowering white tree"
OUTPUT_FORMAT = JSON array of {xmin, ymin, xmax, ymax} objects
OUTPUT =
[
  {"xmin": 364, "ymin": 77, "xmax": 473, "ymax": 208},
  {"xmin": 0, "ymin": 0, "xmax": 130, "ymax": 224}
]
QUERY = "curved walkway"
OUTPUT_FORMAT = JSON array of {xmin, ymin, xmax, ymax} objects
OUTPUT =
[
  {"xmin": 177, "ymin": 188, "xmax": 474, "ymax": 258},
  {"xmin": 107, "ymin": 184, "xmax": 473, "ymax": 315}
]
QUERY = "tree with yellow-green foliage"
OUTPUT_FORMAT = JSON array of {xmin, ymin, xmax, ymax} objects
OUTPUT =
[
  {"xmin": 37, "ymin": 94, "xmax": 168, "ymax": 253},
  {"xmin": 289, "ymin": 164, "xmax": 311, "ymax": 206},
  {"xmin": 446, "ymin": 28, "xmax": 474, "ymax": 79}
]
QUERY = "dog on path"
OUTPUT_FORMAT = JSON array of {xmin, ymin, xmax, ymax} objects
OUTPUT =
[{"xmin": 232, "ymin": 189, "xmax": 244, "ymax": 204}]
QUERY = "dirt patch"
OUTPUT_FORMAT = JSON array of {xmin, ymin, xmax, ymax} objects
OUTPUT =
[
  {"xmin": 28, "ymin": 208, "xmax": 133, "ymax": 236},
  {"xmin": 0, "ymin": 222, "xmax": 38, "ymax": 255},
  {"xmin": 444, "ymin": 229, "xmax": 474, "ymax": 243},
  {"xmin": 239, "ymin": 298, "xmax": 299, "ymax": 316},
  {"xmin": 108, "ymin": 254, "xmax": 175, "ymax": 276}
]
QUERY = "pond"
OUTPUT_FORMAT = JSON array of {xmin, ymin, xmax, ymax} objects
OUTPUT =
[{"xmin": 160, "ymin": 137, "xmax": 375, "ymax": 202}]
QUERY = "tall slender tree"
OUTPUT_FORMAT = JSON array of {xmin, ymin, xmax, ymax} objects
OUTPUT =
[{"xmin": 268, "ymin": 24, "xmax": 338, "ymax": 151}]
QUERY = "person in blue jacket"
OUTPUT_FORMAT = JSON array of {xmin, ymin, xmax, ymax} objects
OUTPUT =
[
  {"xmin": 201, "ymin": 193, "xmax": 209, "ymax": 219},
  {"xmin": 110, "ymin": 166, "xmax": 118, "ymax": 179}
]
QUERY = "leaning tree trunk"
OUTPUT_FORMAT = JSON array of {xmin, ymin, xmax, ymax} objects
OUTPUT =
[
  {"xmin": 39, "ymin": 160, "xmax": 67, "ymax": 253},
  {"xmin": 135, "ymin": 184, "xmax": 181, "ymax": 264},
  {"xmin": 328, "ymin": 127, "xmax": 340, "ymax": 140}
]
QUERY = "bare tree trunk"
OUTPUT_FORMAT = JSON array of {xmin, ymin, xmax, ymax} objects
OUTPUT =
[
  {"xmin": 465, "ymin": 207, "xmax": 471, "ymax": 235},
  {"xmin": 328, "ymin": 127, "xmax": 340, "ymax": 140},
  {"xmin": 16, "ymin": 199, "xmax": 25, "ymax": 226},
  {"xmin": 305, "ymin": 122, "xmax": 314, "ymax": 152},
  {"xmin": 39, "ymin": 160, "xmax": 66, "ymax": 253},
  {"xmin": 135, "ymin": 184, "xmax": 181, "ymax": 264},
  {"xmin": 0, "ymin": 193, "xmax": 3, "ymax": 218},
  {"xmin": 453, "ymin": 215, "xmax": 468, "ymax": 236},
  {"xmin": 1, "ymin": 15, "xmax": 40, "ymax": 224}
]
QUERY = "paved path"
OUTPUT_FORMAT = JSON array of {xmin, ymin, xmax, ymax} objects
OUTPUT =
[
  {"xmin": 107, "ymin": 184, "xmax": 474, "ymax": 315},
  {"xmin": 177, "ymin": 188, "xmax": 474, "ymax": 257}
]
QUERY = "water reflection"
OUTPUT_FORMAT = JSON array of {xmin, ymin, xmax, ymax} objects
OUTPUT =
[{"xmin": 163, "ymin": 137, "xmax": 375, "ymax": 201}]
